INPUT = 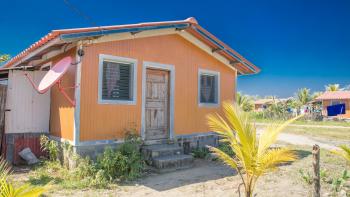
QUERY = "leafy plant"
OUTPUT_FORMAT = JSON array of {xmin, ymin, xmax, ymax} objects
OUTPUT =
[
  {"xmin": 97, "ymin": 133, "xmax": 144, "ymax": 181},
  {"xmin": 40, "ymin": 135, "xmax": 60, "ymax": 161},
  {"xmin": 299, "ymin": 169, "xmax": 313, "ymax": 185},
  {"xmin": 192, "ymin": 147, "xmax": 210, "ymax": 159},
  {"xmin": 72, "ymin": 156, "xmax": 97, "ymax": 179},
  {"xmin": 320, "ymin": 169, "xmax": 329, "ymax": 183},
  {"xmin": 331, "ymin": 170, "xmax": 350, "ymax": 193},
  {"xmin": 207, "ymin": 102, "xmax": 302, "ymax": 197},
  {"xmin": 218, "ymin": 142, "xmax": 235, "ymax": 157}
]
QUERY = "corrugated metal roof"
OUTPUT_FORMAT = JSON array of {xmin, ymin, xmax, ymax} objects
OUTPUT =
[
  {"xmin": 316, "ymin": 91, "xmax": 350, "ymax": 100},
  {"xmin": 2, "ymin": 17, "xmax": 260, "ymax": 74}
]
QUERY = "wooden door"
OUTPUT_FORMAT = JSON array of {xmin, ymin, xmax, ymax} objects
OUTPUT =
[{"xmin": 145, "ymin": 69, "xmax": 169, "ymax": 141}]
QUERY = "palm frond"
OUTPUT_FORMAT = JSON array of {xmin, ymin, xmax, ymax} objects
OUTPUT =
[
  {"xmin": 258, "ymin": 114, "xmax": 303, "ymax": 156},
  {"xmin": 257, "ymin": 148, "xmax": 297, "ymax": 176},
  {"xmin": 332, "ymin": 145, "xmax": 350, "ymax": 163},
  {"xmin": 0, "ymin": 157, "xmax": 12, "ymax": 180},
  {"xmin": 207, "ymin": 113, "xmax": 235, "ymax": 142},
  {"xmin": 0, "ymin": 178, "xmax": 46, "ymax": 197},
  {"xmin": 209, "ymin": 146, "xmax": 238, "ymax": 169}
]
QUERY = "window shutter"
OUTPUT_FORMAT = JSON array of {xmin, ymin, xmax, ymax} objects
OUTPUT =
[
  {"xmin": 102, "ymin": 61, "xmax": 132, "ymax": 101},
  {"xmin": 200, "ymin": 74, "xmax": 216, "ymax": 103}
]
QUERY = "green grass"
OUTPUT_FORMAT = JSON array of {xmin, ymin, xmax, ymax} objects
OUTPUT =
[
  {"xmin": 257, "ymin": 124, "xmax": 350, "ymax": 141},
  {"xmin": 254, "ymin": 118, "xmax": 350, "ymax": 127},
  {"xmin": 285, "ymin": 127, "xmax": 350, "ymax": 141}
]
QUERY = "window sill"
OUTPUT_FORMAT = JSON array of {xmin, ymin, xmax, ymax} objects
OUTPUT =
[
  {"xmin": 98, "ymin": 100, "xmax": 136, "ymax": 105},
  {"xmin": 198, "ymin": 103, "xmax": 220, "ymax": 108}
]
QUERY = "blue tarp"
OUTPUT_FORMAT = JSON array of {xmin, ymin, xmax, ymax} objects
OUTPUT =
[{"xmin": 327, "ymin": 103, "xmax": 346, "ymax": 116}]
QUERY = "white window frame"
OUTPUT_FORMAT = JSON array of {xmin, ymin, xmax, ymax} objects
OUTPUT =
[
  {"xmin": 198, "ymin": 68, "xmax": 220, "ymax": 107},
  {"xmin": 98, "ymin": 54, "xmax": 137, "ymax": 105}
]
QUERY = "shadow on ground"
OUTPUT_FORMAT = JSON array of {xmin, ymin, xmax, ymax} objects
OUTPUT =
[
  {"xmin": 295, "ymin": 149, "xmax": 312, "ymax": 160},
  {"xmin": 133, "ymin": 159, "xmax": 236, "ymax": 191}
]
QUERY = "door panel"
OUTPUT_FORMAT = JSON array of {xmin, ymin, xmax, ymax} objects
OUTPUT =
[
  {"xmin": 145, "ymin": 69, "xmax": 169, "ymax": 140},
  {"xmin": 5, "ymin": 70, "xmax": 50, "ymax": 134}
]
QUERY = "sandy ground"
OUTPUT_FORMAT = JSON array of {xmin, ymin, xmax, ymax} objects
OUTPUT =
[
  {"xmin": 39, "ymin": 157, "xmax": 311, "ymax": 197},
  {"xmin": 11, "ymin": 128, "xmax": 349, "ymax": 196}
]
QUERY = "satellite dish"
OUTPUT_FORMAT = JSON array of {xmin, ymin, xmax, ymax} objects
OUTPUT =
[
  {"xmin": 38, "ymin": 56, "xmax": 72, "ymax": 93},
  {"xmin": 24, "ymin": 56, "xmax": 76, "ymax": 106}
]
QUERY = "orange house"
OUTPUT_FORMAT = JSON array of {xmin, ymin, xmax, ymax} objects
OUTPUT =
[
  {"xmin": 315, "ymin": 91, "xmax": 350, "ymax": 118},
  {"xmin": 1, "ymin": 17, "xmax": 259, "ymax": 160}
]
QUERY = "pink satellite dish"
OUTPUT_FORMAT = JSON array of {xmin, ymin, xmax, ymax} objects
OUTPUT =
[
  {"xmin": 38, "ymin": 56, "xmax": 72, "ymax": 93},
  {"xmin": 24, "ymin": 56, "xmax": 76, "ymax": 106}
]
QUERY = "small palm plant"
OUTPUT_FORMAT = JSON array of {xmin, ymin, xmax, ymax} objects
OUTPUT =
[
  {"xmin": 207, "ymin": 102, "xmax": 302, "ymax": 197},
  {"xmin": 0, "ymin": 157, "xmax": 46, "ymax": 197},
  {"xmin": 332, "ymin": 145, "xmax": 350, "ymax": 164}
]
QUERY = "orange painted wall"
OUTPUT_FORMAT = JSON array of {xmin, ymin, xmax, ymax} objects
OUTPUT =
[
  {"xmin": 79, "ymin": 34, "xmax": 237, "ymax": 141},
  {"xmin": 322, "ymin": 99, "xmax": 350, "ymax": 116},
  {"xmin": 44, "ymin": 48, "xmax": 76, "ymax": 141}
]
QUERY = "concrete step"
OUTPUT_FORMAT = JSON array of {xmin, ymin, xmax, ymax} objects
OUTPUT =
[
  {"xmin": 142, "ymin": 144, "xmax": 183, "ymax": 161},
  {"xmin": 152, "ymin": 154, "xmax": 194, "ymax": 172}
]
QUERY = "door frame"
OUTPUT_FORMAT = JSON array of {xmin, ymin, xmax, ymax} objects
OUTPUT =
[{"xmin": 141, "ymin": 61, "xmax": 175, "ymax": 141}]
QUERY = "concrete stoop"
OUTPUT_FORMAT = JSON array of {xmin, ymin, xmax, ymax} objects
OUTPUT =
[{"xmin": 141, "ymin": 143, "xmax": 194, "ymax": 172}]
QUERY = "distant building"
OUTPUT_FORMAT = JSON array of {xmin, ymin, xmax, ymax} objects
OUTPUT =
[
  {"xmin": 254, "ymin": 99, "xmax": 275, "ymax": 111},
  {"xmin": 315, "ymin": 91, "xmax": 350, "ymax": 118}
]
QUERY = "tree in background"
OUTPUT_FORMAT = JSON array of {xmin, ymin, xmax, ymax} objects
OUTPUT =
[
  {"xmin": 311, "ymin": 91, "xmax": 323, "ymax": 100},
  {"xmin": 296, "ymin": 88, "xmax": 312, "ymax": 106},
  {"xmin": 236, "ymin": 92, "xmax": 254, "ymax": 112},
  {"xmin": 325, "ymin": 84, "xmax": 340, "ymax": 91},
  {"xmin": 0, "ymin": 54, "xmax": 10, "ymax": 63},
  {"xmin": 342, "ymin": 85, "xmax": 350, "ymax": 91}
]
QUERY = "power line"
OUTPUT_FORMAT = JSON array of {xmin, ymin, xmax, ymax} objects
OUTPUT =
[{"xmin": 63, "ymin": 0, "xmax": 97, "ymax": 27}]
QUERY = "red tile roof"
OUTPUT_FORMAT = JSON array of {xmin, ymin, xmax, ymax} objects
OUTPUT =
[
  {"xmin": 316, "ymin": 91, "xmax": 350, "ymax": 100},
  {"xmin": 2, "ymin": 17, "xmax": 260, "ymax": 74}
]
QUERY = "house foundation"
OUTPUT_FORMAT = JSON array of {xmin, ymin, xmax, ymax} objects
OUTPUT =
[{"xmin": 4, "ymin": 133, "xmax": 45, "ymax": 164}]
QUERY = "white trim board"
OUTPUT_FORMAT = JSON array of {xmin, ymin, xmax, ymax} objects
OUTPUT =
[
  {"xmin": 141, "ymin": 61, "xmax": 175, "ymax": 141},
  {"xmin": 73, "ymin": 42, "xmax": 83, "ymax": 145},
  {"xmin": 97, "ymin": 54, "xmax": 138, "ymax": 105}
]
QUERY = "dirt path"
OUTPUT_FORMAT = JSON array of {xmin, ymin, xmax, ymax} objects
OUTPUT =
[
  {"xmin": 277, "ymin": 133, "xmax": 337, "ymax": 150},
  {"xmin": 256, "ymin": 129, "xmax": 338, "ymax": 150},
  {"xmin": 50, "ymin": 159, "xmax": 308, "ymax": 197}
]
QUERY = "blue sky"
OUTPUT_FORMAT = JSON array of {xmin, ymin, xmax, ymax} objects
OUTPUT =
[{"xmin": 1, "ymin": 0, "xmax": 349, "ymax": 97}]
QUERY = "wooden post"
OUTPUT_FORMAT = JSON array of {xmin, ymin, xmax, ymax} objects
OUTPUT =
[{"xmin": 312, "ymin": 144, "xmax": 320, "ymax": 197}]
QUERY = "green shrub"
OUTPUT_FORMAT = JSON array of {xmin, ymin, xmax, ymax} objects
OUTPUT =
[
  {"xmin": 31, "ymin": 129, "xmax": 144, "ymax": 190},
  {"xmin": 97, "ymin": 147, "xmax": 120, "ymax": 180},
  {"xmin": 218, "ymin": 142, "xmax": 235, "ymax": 157},
  {"xmin": 40, "ymin": 135, "xmax": 60, "ymax": 161},
  {"xmin": 97, "ymin": 133, "xmax": 144, "ymax": 181},
  {"xmin": 192, "ymin": 147, "xmax": 210, "ymax": 159},
  {"xmin": 73, "ymin": 156, "xmax": 97, "ymax": 179}
]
